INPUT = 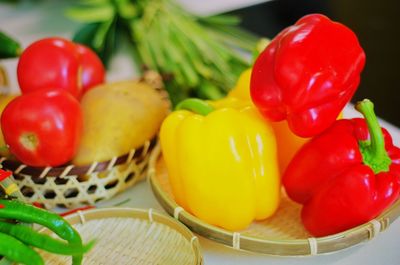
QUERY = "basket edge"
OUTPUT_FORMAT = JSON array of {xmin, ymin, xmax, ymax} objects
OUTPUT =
[
  {"xmin": 48, "ymin": 207, "xmax": 203, "ymax": 265},
  {"xmin": 148, "ymin": 149, "xmax": 400, "ymax": 256}
]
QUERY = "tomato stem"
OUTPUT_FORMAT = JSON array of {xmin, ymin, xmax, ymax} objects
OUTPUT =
[{"xmin": 20, "ymin": 133, "xmax": 38, "ymax": 151}]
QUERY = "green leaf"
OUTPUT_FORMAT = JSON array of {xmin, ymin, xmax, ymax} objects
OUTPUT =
[
  {"xmin": 78, "ymin": 0, "xmax": 110, "ymax": 6},
  {"xmin": 98, "ymin": 20, "xmax": 117, "ymax": 67},
  {"xmin": 196, "ymin": 80, "xmax": 225, "ymax": 100},
  {"xmin": 0, "ymin": 30, "xmax": 22, "ymax": 58},
  {"xmin": 67, "ymin": 0, "xmax": 259, "ymax": 103},
  {"xmin": 93, "ymin": 19, "xmax": 113, "ymax": 50},
  {"xmin": 199, "ymin": 14, "xmax": 241, "ymax": 26},
  {"xmin": 72, "ymin": 21, "xmax": 116, "ymax": 67},
  {"xmin": 163, "ymin": 81, "xmax": 187, "ymax": 107},
  {"xmin": 72, "ymin": 23, "xmax": 100, "ymax": 46},
  {"xmin": 130, "ymin": 21, "xmax": 157, "ymax": 70},
  {"xmin": 205, "ymin": 24, "xmax": 259, "ymax": 52},
  {"xmin": 114, "ymin": 0, "xmax": 138, "ymax": 19},
  {"xmin": 66, "ymin": 5, "xmax": 115, "ymax": 23},
  {"xmin": 118, "ymin": 4, "xmax": 138, "ymax": 19}
]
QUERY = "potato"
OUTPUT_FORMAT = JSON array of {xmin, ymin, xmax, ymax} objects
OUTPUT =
[
  {"xmin": 72, "ymin": 80, "xmax": 169, "ymax": 166},
  {"xmin": 0, "ymin": 93, "xmax": 17, "ymax": 157}
]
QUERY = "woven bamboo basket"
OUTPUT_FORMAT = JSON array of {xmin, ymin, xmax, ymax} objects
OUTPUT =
[
  {"xmin": 38, "ymin": 207, "xmax": 203, "ymax": 265},
  {"xmin": 148, "ymin": 145, "xmax": 400, "ymax": 256},
  {"xmin": 0, "ymin": 71, "xmax": 168, "ymax": 209},
  {"xmin": 0, "ymin": 137, "xmax": 157, "ymax": 209}
]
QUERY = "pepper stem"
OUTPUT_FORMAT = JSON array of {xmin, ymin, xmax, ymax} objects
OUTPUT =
[
  {"xmin": 175, "ymin": 98, "xmax": 215, "ymax": 116},
  {"xmin": 356, "ymin": 99, "xmax": 391, "ymax": 173}
]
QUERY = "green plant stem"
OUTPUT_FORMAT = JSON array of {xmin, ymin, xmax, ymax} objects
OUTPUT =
[
  {"xmin": 356, "ymin": 99, "xmax": 392, "ymax": 173},
  {"xmin": 69, "ymin": 0, "xmax": 257, "ymax": 104}
]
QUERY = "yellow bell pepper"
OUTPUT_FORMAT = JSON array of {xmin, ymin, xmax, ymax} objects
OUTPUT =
[
  {"xmin": 228, "ymin": 68, "xmax": 252, "ymax": 101},
  {"xmin": 226, "ymin": 68, "xmax": 309, "ymax": 173},
  {"xmin": 160, "ymin": 98, "xmax": 280, "ymax": 231}
]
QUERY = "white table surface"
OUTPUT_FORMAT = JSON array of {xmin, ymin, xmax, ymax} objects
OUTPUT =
[{"xmin": 1, "ymin": 1, "xmax": 400, "ymax": 264}]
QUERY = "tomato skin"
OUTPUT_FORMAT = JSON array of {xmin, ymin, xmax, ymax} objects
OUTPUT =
[
  {"xmin": 76, "ymin": 44, "xmax": 105, "ymax": 94},
  {"xmin": 17, "ymin": 37, "xmax": 82, "ymax": 98},
  {"xmin": 0, "ymin": 89, "xmax": 83, "ymax": 167},
  {"xmin": 17, "ymin": 37, "xmax": 105, "ymax": 99}
]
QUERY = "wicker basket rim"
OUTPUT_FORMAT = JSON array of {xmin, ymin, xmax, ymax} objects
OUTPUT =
[
  {"xmin": 0, "ymin": 137, "xmax": 157, "ymax": 178},
  {"xmin": 148, "ymin": 145, "xmax": 400, "ymax": 256},
  {"xmin": 40, "ymin": 207, "xmax": 203, "ymax": 264}
]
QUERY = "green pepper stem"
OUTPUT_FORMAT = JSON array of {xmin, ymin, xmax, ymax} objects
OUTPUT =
[
  {"xmin": 356, "ymin": 99, "xmax": 391, "ymax": 173},
  {"xmin": 175, "ymin": 98, "xmax": 215, "ymax": 116}
]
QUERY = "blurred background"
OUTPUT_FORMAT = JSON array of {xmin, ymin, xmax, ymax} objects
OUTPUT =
[
  {"xmin": 1, "ymin": 0, "xmax": 399, "ymax": 126},
  {"xmin": 229, "ymin": 0, "xmax": 400, "ymax": 127}
]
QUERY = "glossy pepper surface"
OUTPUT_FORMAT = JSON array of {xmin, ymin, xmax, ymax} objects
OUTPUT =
[
  {"xmin": 283, "ymin": 99, "xmax": 400, "ymax": 236},
  {"xmin": 223, "ymin": 68, "xmax": 308, "ymax": 174},
  {"xmin": 250, "ymin": 14, "xmax": 366, "ymax": 137},
  {"xmin": 160, "ymin": 99, "xmax": 280, "ymax": 231}
]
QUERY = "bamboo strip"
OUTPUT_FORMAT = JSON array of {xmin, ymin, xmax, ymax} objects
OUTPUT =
[
  {"xmin": 38, "ymin": 208, "xmax": 203, "ymax": 265},
  {"xmin": 148, "ymin": 147, "xmax": 400, "ymax": 256}
]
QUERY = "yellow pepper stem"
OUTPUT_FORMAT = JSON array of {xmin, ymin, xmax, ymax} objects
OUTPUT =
[{"xmin": 175, "ymin": 98, "xmax": 215, "ymax": 116}]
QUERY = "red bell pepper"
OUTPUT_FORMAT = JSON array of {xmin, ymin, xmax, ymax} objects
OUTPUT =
[
  {"xmin": 250, "ymin": 14, "xmax": 366, "ymax": 137},
  {"xmin": 283, "ymin": 99, "xmax": 400, "ymax": 236}
]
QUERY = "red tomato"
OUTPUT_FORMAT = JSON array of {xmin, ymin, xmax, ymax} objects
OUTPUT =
[
  {"xmin": 17, "ymin": 37, "xmax": 81, "ymax": 98},
  {"xmin": 1, "ymin": 89, "xmax": 83, "ymax": 167},
  {"xmin": 76, "ymin": 44, "xmax": 105, "ymax": 94},
  {"xmin": 17, "ymin": 37, "xmax": 105, "ymax": 99}
]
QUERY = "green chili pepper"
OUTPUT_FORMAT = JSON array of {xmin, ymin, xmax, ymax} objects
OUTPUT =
[
  {"xmin": 0, "ymin": 31, "xmax": 22, "ymax": 59},
  {"xmin": 0, "ymin": 221, "xmax": 94, "ymax": 255},
  {"xmin": 0, "ymin": 199, "xmax": 84, "ymax": 265},
  {"xmin": 0, "ymin": 231, "xmax": 44, "ymax": 265}
]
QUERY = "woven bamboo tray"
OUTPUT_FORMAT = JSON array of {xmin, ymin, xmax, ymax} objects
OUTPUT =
[
  {"xmin": 38, "ymin": 207, "xmax": 203, "ymax": 265},
  {"xmin": 148, "ymin": 145, "xmax": 400, "ymax": 256},
  {"xmin": 0, "ymin": 138, "xmax": 157, "ymax": 209}
]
